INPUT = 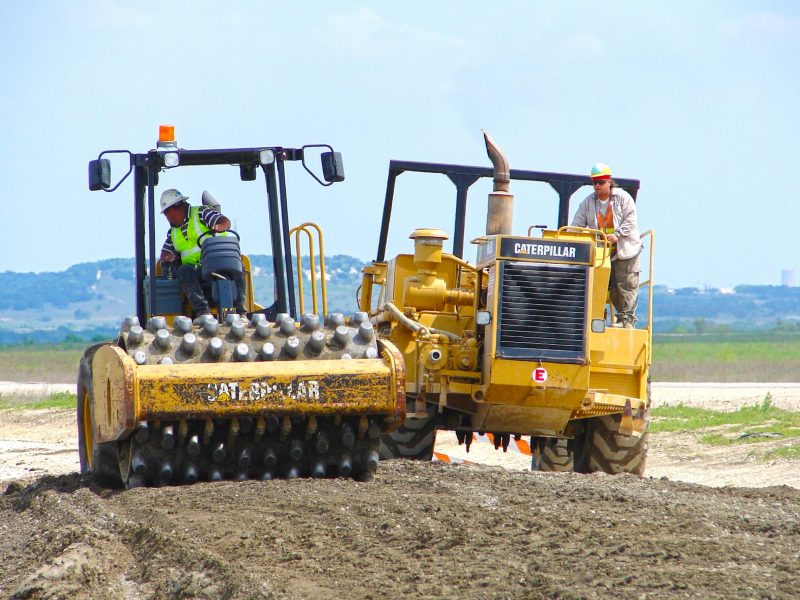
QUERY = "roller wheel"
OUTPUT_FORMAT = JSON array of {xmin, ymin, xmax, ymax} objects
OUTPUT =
[
  {"xmin": 380, "ymin": 411, "xmax": 437, "ymax": 461},
  {"xmin": 106, "ymin": 312, "xmax": 389, "ymax": 487},
  {"xmin": 77, "ymin": 344, "xmax": 123, "ymax": 487}
]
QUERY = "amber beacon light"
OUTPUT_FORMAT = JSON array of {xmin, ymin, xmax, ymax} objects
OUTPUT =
[{"xmin": 157, "ymin": 124, "xmax": 177, "ymax": 149}]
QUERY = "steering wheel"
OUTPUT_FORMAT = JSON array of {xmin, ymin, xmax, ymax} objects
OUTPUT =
[{"xmin": 198, "ymin": 229, "xmax": 240, "ymax": 245}]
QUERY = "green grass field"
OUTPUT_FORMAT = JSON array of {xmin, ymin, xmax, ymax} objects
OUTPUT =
[
  {"xmin": 652, "ymin": 331, "xmax": 800, "ymax": 382},
  {"xmin": 0, "ymin": 332, "xmax": 798, "ymax": 385},
  {"xmin": 0, "ymin": 342, "xmax": 87, "ymax": 383},
  {"xmin": 652, "ymin": 397, "xmax": 800, "ymax": 460},
  {"xmin": 0, "ymin": 391, "xmax": 75, "ymax": 410}
]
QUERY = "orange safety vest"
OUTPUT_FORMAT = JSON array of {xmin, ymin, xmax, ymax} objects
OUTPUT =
[{"xmin": 596, "ymin": 201, "xmax": 616, "ymax": 257}]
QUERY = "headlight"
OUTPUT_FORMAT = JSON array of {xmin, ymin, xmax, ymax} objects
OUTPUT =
[
  {"xmin": 260, "ymin": 149, "xmax": 275, "ymax": 165},
  {"xmin": 591, "ymin": 319, "xmax": 606, "ymax": 333},
  {"xmin": 163, "ymin": 152, "xmax": 180, "ymax": 168},
  {"xmin": 476, "ymin": 310, "xmax": 492, "ymax": 326}
]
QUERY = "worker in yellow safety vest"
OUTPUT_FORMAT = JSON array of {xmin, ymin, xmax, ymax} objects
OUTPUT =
[
  {"xmin": 570, "ymin": 163, "xmax": 641, "ymax": 328},
  {"xmin": 159, "ymin": 188, "xmax": 246, "ymax": 317}
]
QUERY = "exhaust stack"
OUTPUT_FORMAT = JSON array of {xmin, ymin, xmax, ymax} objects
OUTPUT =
[{"xmin": 483, "ymin": 129, "xmax": 514, "ymax": 235}]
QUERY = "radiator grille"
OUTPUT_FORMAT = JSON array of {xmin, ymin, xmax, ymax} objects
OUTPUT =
[{"xmin": 497, "ymin": 261, "xmax": 588, "ymax": 362}]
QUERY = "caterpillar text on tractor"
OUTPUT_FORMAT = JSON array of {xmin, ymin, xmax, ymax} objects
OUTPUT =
[
  {"xmin": 80, "ymin": 126, "xmax": 405, "ymax": 488},
  {"xmin": 364, "ymin": 131, "xmax": 655, "ymax": 474}
]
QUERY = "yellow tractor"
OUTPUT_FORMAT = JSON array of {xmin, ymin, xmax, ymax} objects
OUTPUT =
[
  {"xmin": 79, "ymin": 127, "xmax": 405, "ymax": 487},
  {"xmin": 362, "ymin": 132, "xmax": 654, "ymax": 474}
]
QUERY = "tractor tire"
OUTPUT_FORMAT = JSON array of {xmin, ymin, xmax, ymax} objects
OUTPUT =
[
  {"xmin": 77, "ymin": 344, "xmax": 124, "ymax": 487},
  {"xmin": 571, "ymin": 377, "xmax": 651, "ymax": 476},
  {"xmin": 380, "ymin": 412, "xmax": 437, "ymax": 461},
  {"xmin": 575, "ymin": 413, "xmax": 649, "ymax": 476},
  {"xmin": 536, "ymin": 438, "xmax": 574, "ymax": 472}
]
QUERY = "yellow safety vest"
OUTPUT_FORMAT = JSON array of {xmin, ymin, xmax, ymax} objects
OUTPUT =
[{"xmin": 170, "ymin": 206, "xmax": 210, "ymax": 265}]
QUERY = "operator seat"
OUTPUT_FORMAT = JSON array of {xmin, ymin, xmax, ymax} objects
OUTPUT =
[{"xmin": 199, "ymin": 233, "xmax": 244, "ymax": 313}]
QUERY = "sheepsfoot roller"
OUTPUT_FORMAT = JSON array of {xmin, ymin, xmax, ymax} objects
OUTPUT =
[{"xmin": 78, "ymin": 312, "xmax": 405, "ymax": 488}]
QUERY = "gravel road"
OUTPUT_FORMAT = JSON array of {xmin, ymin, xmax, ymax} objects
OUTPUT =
[{"xmin": 652, "ymin": 382, "xmax": 800, "ymax": 411}]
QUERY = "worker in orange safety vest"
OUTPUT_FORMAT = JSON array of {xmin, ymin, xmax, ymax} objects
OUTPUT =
[{"xmin": 570, "ymin": 163, "xmax": 641, "ymax": 328}]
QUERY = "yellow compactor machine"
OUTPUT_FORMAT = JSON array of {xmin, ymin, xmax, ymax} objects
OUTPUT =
[
  {"xmin": 80, "ymin": 128, "xmax": 405, "ymax": 487},
  {"xmin": 364, "ymin": 133, "xmax": 654, "ymax": 474}
]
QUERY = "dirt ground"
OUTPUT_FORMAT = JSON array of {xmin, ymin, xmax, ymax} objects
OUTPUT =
[{"xmin": 1, "ymin": 384, "xmax": 799, "ymax": 599}]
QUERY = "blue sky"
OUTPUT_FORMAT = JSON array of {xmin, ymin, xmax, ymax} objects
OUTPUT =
[{"xmin": 2, "ymin": 1, "xmax": 798, "ymax": 288}]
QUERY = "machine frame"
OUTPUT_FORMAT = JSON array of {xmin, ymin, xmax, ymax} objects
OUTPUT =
[
  {"xmin": 91, "ymin": 143, "xmax": 343, "ymax": 323},
  {"xmin": 375, "ymin": 159, "xmax": 640, "ymax": 261}
]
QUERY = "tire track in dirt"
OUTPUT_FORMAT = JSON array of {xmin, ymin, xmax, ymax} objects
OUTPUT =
[
  {"xmin": 5, "ymin": 475, "xmax": 276, "ymax": 599},
  {"xmin": 1, "ymin": 384, "xmax": 799, "ymax": 598},
  {"xmin": 2, "ymin": 464, "xmax": 799, "ymax": 599}
]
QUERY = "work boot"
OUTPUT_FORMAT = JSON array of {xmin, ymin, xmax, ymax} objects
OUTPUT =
[
  {"xmin": 190, "ymin": 301, "xmax": 211, "ymax": 317},
  {"xmin": 618, "ymin": 313, "xmax": 636, "ymax": 329}
]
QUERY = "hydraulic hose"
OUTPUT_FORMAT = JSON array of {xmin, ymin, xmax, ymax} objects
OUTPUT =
[{"xmin": 371, "ymin": 303, "xmax": 461, "ymax": 341}]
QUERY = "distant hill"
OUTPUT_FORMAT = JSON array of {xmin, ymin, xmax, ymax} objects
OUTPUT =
[
  {"xmin": 1, "ymin": 258, "xmax": 798, "ymax": 344},
  {"xmin": 651, "ymin": 284, "xmax": 800, "ymax": 333},
  {"xmin": 0, "ymin": 255, "xmax": 365, "ymax": 344}
]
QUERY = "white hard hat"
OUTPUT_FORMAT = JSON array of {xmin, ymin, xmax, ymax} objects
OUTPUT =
[{"xmin": 160, "ymin": 188, "xmax": 189, "ymax": 213}]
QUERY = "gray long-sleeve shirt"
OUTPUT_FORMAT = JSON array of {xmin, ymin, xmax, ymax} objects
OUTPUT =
[{"xmin": 570, "ymin": 188, "xmax": 641, "ymax": 260}]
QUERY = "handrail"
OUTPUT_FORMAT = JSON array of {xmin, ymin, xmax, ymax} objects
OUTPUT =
[
  {"xmin": 526, "ymin": 224, "xmax": 550, "ymax": 236},
  {"xmin": 639, "ymin": 229, "xmax": 655, "ymax": 364},
  {"xmin": 289, "ymin": 222, "xmax": 328, "ymax": 317},
  {"xmin": 556, "ymin": 225, "xmax": 610, "ymax": 265}
]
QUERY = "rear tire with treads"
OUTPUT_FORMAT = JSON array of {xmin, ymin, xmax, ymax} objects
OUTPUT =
[
  {"xmin": 572, "ymin": 376, "xmax": 651, "ymax": 476},
  {"xmin": 537, "ymin": 438, "xmax": 574, "ymax": 472},
  {"xmin": 380, "ymin": 412, "xmax": 437, "ymax": 461},
  {"xmin": 576, "ymin": 413, "xmax": 649, "ymax": 476}
]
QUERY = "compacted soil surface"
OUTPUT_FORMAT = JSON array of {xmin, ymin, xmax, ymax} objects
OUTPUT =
[
  {"xmin": 1, "ymin": 463, "xmax": 798, "ymax": 599},
  {"xmin": 0, "ymin": 383, "xmax": 798, "ymax": 599}
]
